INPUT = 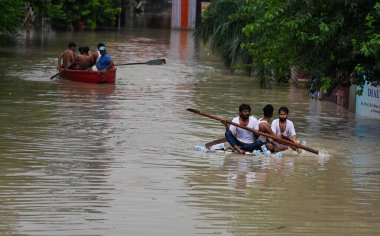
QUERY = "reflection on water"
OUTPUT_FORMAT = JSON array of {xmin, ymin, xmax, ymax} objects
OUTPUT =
[{"xmin": 0, "ymin": 26, "xmax": 379, "ymax": 235}]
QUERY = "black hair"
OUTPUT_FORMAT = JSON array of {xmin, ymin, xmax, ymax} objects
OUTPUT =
[
  {"xmin": 68, "ymin": 42, "xmax": 76, "ymax": 48},
  {"xmin": 78, "ymin": 46, "xmax": 84, "ymax": 54},
  {"xmin": 278, "ymin": 106, "xmax": 289, "ymax": 115},
  {"xmin": 263, "ymin": 104, "xmax": 274, "ymax": 117},
  {"xmin": 97, "ymin": 43, "xmax": 105, "ymax": 50},
  {"xmin": 239, "ymin": 104, "xmax": 251, "ymax": 112},
  {"xmin": 83, "ymin": 46, "xmax": 89, "ymax": 53}
]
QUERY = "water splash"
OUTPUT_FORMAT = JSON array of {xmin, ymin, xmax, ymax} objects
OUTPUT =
[
  {"xmin": 317, "ymin": 149, "xmax": 330, "ymax": 166},
  {"xmin": 318, "ymin": 149, "xmax": 330, "ymax": 158}
]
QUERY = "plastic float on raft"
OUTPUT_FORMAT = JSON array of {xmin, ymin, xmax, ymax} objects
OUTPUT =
[
  {"xmin": 210, "ymin": 143, "xmax": 225, "ymax": 151},
  {"xmin": 194, "ymin": 145, "xmax": 211, "ymax": 152},
  {"xmin": 253, "ymin": 150, "xmax": 261, "ymax": 156},
  {"xmin": 275, "ymin": 152, "xmax": 283, "ymax": 157},
  {"xmin": 194, "ymin": 143, "xmax": 293, "ymax": 158},
  {"xmin": 194, "ymin": 143, "xmax": 225, "ymax": 153}
]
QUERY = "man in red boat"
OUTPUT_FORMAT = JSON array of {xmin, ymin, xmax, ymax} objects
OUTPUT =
[
  {"xmin": 96, "ymin": 46, "xmax": 114, "ymax": 71},
  {"xmin": 75, "ymin": 46, "xmax": 93, "ymax": 70},
  {"xmin": 57, "ymin": 42, "xmax": 76, "ymax": 69},
  {"xmin": 91, "ymin": 43, "xmax": 105, "ymax": 67}
]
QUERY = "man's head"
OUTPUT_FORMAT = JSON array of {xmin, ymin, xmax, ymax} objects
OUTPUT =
[
  {"xmin": 263, "ymin": 104, "xmax": 274, "ymax": 118},
  {"xmin": 238, "ymin": 104, "xmax": 251, "ymax": 119},
  {"xmin": 83, "ymin": 46, "xmax": 89, "ymax": 54},
  {"xmin": 278, "ymin": 106, "xmax": 289, "ymax": 122},
  {"xmin": 78, "ymin": 46, "xmax": 85, "ymax": 54},
  {"xmin": 97, "ymin": 43, "xmax": 105, "ymax": 50},
  {"xmin": 68, "ymin": 42, "xmax": 76, "ymax": 51},
  {"xmin": 99, "ymin": 46, "xmax": 107, "ymax": 55}
]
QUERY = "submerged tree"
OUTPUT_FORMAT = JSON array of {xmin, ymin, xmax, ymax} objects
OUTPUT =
[
  {"xmin": 194, "ymin": 0, "xmax": 252, "ymax": 72},
  {"xmin": 194, "ymin": 0, "xmax": 300, "ymax": 88},
  {"xmin": 0, "ymin": 0, "xmax": 24, "ymax": 34},
  {"xmin": 1, "ymin": 0, "xmax": 124, "ymax": 33},
  {"xmin": 242, "ymin": 0, "xmax": 379, "ymax": 94},
  {"xmin": 195, "ymin": 0, "xmax": 380, "ymax": 93},
  {"xmin": 48, "ymin": 0, "xmax": 121, "ymax": 29},
  {"xmin": 30, "ymin": 0, "xmax": 121, "ymax": 30}
]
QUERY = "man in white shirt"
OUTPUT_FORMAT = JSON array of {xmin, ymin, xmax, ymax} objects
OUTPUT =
[
  {"xmin": 224, "ymin": 104, "xmax": 263, "ymax": 154},
  {"xmin": 271, "ymin": 106, "xmax": 300, "ymax": 144}
]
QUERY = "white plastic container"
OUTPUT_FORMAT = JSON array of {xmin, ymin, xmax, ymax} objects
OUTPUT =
[
  {"xmin": 210, "ymin": 143, "xmax": 225, "ymax": 150},
  {"xmin": 253, "ymin": 150, "xmax": 261, "ymax": 156},
  {"xmin": 194, "ymin": 145, "xmax": 210, "ymax": 152}
]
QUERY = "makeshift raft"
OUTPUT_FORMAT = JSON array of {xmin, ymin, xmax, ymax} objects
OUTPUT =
[{"xmin": 194, "ymin": 143, "xmax": 302, "ymax": 157}]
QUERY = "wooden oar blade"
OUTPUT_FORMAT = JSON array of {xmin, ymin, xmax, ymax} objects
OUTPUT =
[
  {"xmin": 186, "ymin": 108, "xmax": 199, "ymax": 113},
  {"xmin": 50, "ymin": 62, "xmax": 76, "ymax": 80},
  {"xmin": 50, "ymin": 72, "xmax": 60, "ymax": 80},
  {"xmin": 116, "ymin": 59, "xmax": 166, "ymax": 66},
  {"xmin": 146, "ymin": 59, "xmax": 166, "ymax": 65}
]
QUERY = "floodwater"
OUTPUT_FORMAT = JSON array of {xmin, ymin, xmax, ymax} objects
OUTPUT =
[{"xmin": 0, "ymin": 27, "xmax": 379, "ymax": 235}]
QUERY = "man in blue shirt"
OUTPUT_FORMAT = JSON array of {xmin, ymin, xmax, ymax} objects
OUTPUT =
[{"xmin": 96, "ymin": 46, "xmax": 114, "ymax": 71}]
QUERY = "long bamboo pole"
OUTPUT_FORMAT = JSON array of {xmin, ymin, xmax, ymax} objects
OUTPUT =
[{"xmin": 187, "ymin": 108, "xmax": 319, "ymax": 155}]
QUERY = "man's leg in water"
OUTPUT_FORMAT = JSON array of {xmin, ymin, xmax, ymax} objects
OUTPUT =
[{"xmin": 225, "ymin": 130, "xmax": 245, "ymax": 154}]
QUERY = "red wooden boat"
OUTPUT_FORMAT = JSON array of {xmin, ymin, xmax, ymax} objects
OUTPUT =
[{"xmin": 59, "ymin": 67, "xmax": 117, "ymax": 83}]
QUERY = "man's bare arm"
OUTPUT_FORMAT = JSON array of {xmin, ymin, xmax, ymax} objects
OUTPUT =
[{"xmin": 57, "ymin": 52, "xmax": 63, "ymax": 68}]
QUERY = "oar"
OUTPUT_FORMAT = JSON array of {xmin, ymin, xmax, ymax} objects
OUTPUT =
[
  {"xmin": 116, "ymin": 58, "xmax": 166, "ymax": 66},
  {"xmin": 50, "ymin": 61, "xmax": 76, "ymax": 80},
  {"xmin": 205, "ymin": 137, "xmax": 227, "ymax": 149},
  {"xmin": 281, "ymin": 134, "xmax": 295, "ymax": 143},
  {"xmin": 186, "ymin": 108, "xmax": 319, "ymax": 155}
]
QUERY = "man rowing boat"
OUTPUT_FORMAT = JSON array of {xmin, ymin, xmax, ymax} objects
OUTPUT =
[
  {"xmin": 224, "ymin": 104, "xmax": 263, "ymax": 154},
  {"xmin": 57, "ymin": 42, "xmax": 76, "ymax": 69}
]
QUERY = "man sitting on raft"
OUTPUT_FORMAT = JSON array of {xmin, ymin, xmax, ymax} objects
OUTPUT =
[
  {"xmin": 223, "ymin": 104, "xmax": 263, "ymax": 154},
  {"xmin": 257, "ymin": 104, "xmax": 288, "ymax": 152},
  {"xmin": 271, "ymin": 106, "xmax": 300, "ymax": 145}
]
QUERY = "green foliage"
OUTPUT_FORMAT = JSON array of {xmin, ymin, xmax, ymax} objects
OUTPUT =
[
  {"xmin": 0, "ymin": 0, "xmax": 122, "ymax": 32},
  {"xmin": 194, "ymin": 0, "xmax": 252, "ymax": 71},
  {"xmin": 0, "ymin": 0, "xmax": 24, "ymax": 34},
  {"xmin": 196, "ymin": 0, "xmax": 380, "ymax": 94},
  {"xmin": 31, "ymin": 0, "xmax": 121, "ymax": 30},
  {"xmin": 241, "ymin": 0, "xmax": 379, "ymax": 94},
  {"xmin": 194, "ymin": 0, "xmax": 279, "ymax": 88}
]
